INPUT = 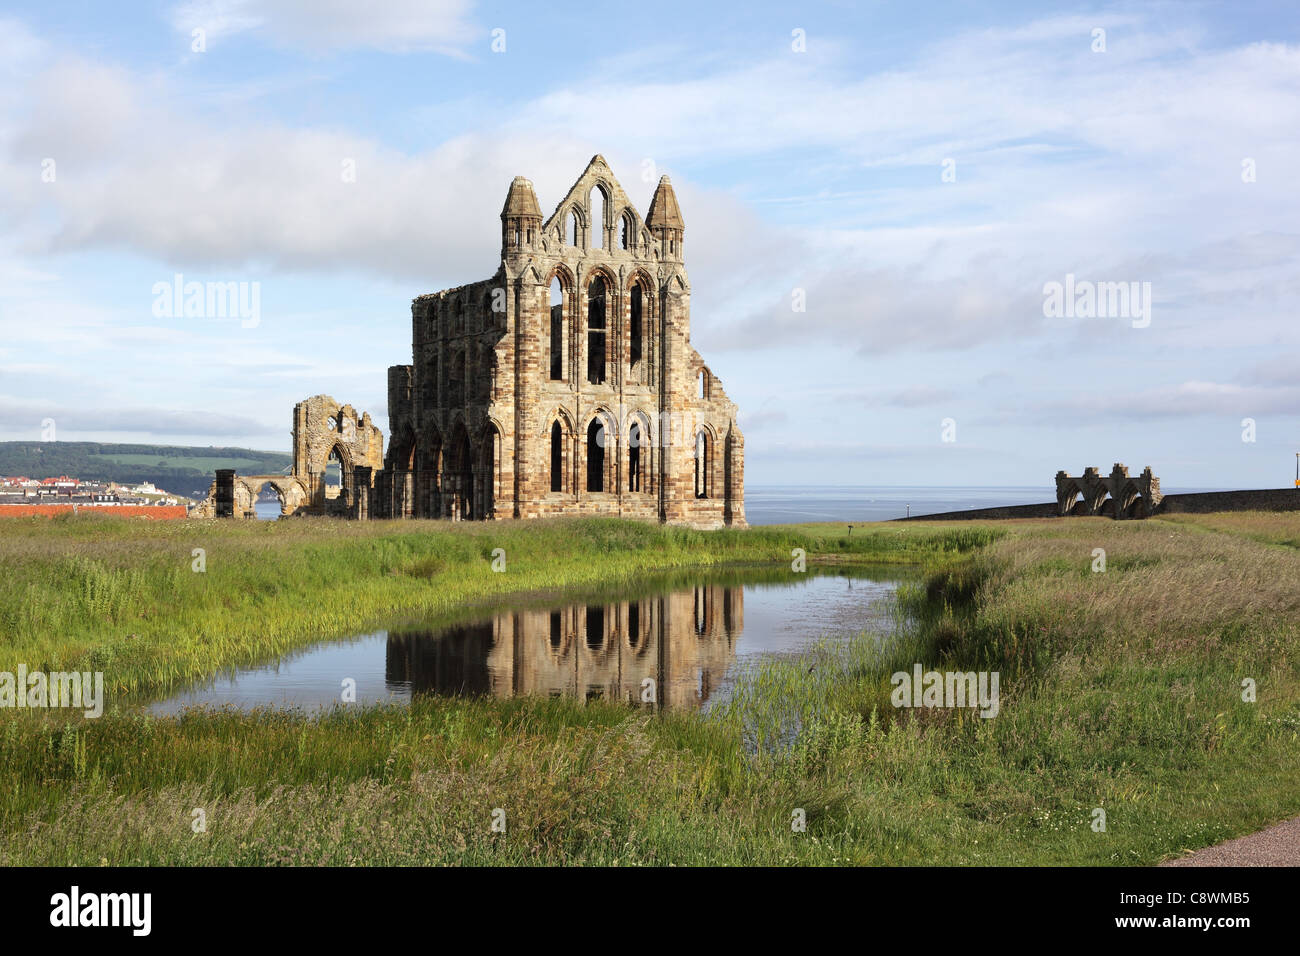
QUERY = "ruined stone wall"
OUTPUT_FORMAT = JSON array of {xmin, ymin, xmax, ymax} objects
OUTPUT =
[
  {"xmin": 1157, "ymin": 488, "xmax": 1300, "ymax": 514},
  {"xmin": 904, "ymin": 488, "xmax": 1300, "ymax": 522},
  {"xmin": 292, "ymin": 394, "xmax": 384, "ymax": 514},
  {"xmin": 378, "ymin": 155, "xmax": 745, "ymax": 528},
  {"xmin": 197, "ymin": 395, "xmax": 383, "ymax": 518},
  {"xmin": 899, "ymin": 502, "xmax": 1060, "ymax": 522},
  {"xmin": 1056, "ymin": 464, "xmax": 1162, "ymax": 519}
]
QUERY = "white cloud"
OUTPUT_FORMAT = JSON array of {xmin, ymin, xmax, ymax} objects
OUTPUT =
[
  {"xmin": 1, "ymin": 54, "xmax": 584, "ymax": 282},
  {"xmin": 5, "ymin": 12, "xmax": 1299, "ymax": 352},
  {"xmin": 3, "ymin": 10, "xmax": 1300, "ymax": 472},
  {"xmin": 1046, "ymin": 380, "xmax": 1300, "ymax": 421},
  {"xmin": 171, "ymin": 0, "xmax": 478, "ymax": 55}
]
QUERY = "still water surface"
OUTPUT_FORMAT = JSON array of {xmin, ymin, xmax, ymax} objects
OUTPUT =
[{"xmin": 151, "ymin": 567, "xmax": 906, "ymax": 715}]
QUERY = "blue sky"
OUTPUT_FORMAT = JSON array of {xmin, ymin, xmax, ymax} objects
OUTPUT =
[{"xmin": 1, "ymin": 0, "xmax": 1298, "ymax": 488}]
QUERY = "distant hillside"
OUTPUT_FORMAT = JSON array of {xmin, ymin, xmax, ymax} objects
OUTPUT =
[{"xmin": 0, "ymin": 442, "xmax": 293, "ymax": 499}]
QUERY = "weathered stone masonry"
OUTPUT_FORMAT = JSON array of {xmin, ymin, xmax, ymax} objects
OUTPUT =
[
  {"xmin": 197, "ymin": 394, "xmax": 384, "ymax": 518},
  {"xmin": 1056, "ymin": 464, "xmax": 1162, "ymax": 518},
  {"xmin": 373, "ymin": 155, "xmax": 745, "ymax": 528}
]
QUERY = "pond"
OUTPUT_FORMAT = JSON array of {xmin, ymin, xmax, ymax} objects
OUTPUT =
[{"xmin": 150, "ymin": 566, "xmax": 910, "ymax": 716}]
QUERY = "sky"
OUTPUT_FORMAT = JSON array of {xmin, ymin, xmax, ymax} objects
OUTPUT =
[{"xmin": 1, "ymin": 0, "xmax": 1298, "ymax": 489}]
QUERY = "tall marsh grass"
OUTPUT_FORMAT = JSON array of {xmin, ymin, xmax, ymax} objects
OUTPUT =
[{"xmin": 3, "ymin": 513, "xmax": 1300, "ymax": 865}]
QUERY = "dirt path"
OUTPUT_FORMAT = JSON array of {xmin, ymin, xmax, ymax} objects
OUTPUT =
[{"xmin": 1161, "ymin": 816, "xmax": 1300, "ymax": 866}]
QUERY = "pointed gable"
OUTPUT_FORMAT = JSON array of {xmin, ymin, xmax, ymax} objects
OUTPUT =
[{"xmin": 541, "ymin": 154, "xmax": 643, "ymax": 235}]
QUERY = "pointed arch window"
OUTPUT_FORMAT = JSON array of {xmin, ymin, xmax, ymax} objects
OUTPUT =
[
  {"xmin": 590, "ymin": 186, "xmax": 606, "ymax": 249},
  {"xmin": 549, "ymin": 278, "xmax": 564, "ymax": 381},
  {"xmin": 630, "ymin": 283, "xmax": 643, "ymax": 371},
  {"xmin": 587, "ymin": 275, "xmax": 607, "ymax": 385},
  {"xmin": 325, "ymin": 445, "xmax": 345, "ymax": 500},
  {"xmin": 628, "ymin": 422, "xmax": 643, "ymax": 493},
  {"xmin": 550, "ymin": 420, "xmax": 564, "ymax": 493},
  {"xmin": 587, "ymin": 418, "xmax": 606, "ymax": 493},
  {"xmin": 694, "ymin": 429, "xmax": 712, "ymax": 499}
]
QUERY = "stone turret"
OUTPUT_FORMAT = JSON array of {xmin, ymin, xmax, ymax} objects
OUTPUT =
[
  {"xmin": 501, "ymin": 176, "xmax": 542, "ymax": 256},
  {"xmin": 646, "ymin": 175, "xmax": 684, "ymax": 262}
]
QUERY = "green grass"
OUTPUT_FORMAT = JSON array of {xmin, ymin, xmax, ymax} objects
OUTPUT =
[
  {"xmin": 0, "ymin": 514, "xmax": 989, "ymax": 700},
  {"xmin": 1, "ymin": 512, "xmax": 1298, "ymax": 865}
]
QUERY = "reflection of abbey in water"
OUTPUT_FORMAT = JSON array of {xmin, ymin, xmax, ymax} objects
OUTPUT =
[{"xmin": 386, "ymin": 584, "xmax": 743, "ymax": 710}]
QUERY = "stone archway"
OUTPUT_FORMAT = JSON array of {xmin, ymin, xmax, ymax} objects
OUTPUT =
[
  {"xmin": 292, "ymin": 395, "xmax": 384, "ymax": 513},
  {"xmin": 444, "ymin": 423, "xmax": 474, "ymax": 519},
  {"xmin": 479, "ymin": 422, "xmax": 502, "ymax": 520},
  {"xmin": 230, "ymin": 476, "xmax": 309, "ymax": 518}
]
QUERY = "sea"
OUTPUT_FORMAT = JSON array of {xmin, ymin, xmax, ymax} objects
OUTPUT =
[
  {"xmin": 742, "ymin": 485, "xmax": 1051, "ymax": 525},
  {"xmin": 740, "ymin": 484, "xmax": 1226, "ymax": 524},
  {"xmin": 255, "ymin": 486, "xmax": 1054, "ymax": 523}
]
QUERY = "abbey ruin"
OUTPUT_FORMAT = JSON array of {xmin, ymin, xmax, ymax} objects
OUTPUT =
[
  {"xmin": 1056, "ymin": 464, "xmax": 1162, "ymax": 518},
  {"xmin": 200, "ymin": 156, "xmax": 745, "ymax": 528},
  {"xmin": 904, "ymin": 463, "xmax": 1168, "ymax": 522},
  {"xmin": 197, "ymin": 394, "xmax": 384, "ymax": 518}
]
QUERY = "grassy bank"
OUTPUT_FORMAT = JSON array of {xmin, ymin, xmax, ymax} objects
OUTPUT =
[
  {"xmin": 0, "ymin": 514, "xmax": 993, "ymax": 699},
  {"xmin": 1, "ymin": 513, "xmax": 1298, "ymax": 865}
]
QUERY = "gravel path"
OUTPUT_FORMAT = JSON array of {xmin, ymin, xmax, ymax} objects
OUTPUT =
[{"xmin": 1162, "ymin": 816, "xmax": 1300, "ymax": 866}]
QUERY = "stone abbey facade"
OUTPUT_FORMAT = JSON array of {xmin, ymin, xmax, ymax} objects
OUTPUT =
[{"xmin": 371, "ymin": 155, "xmax": 745, "ymax": 528}]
